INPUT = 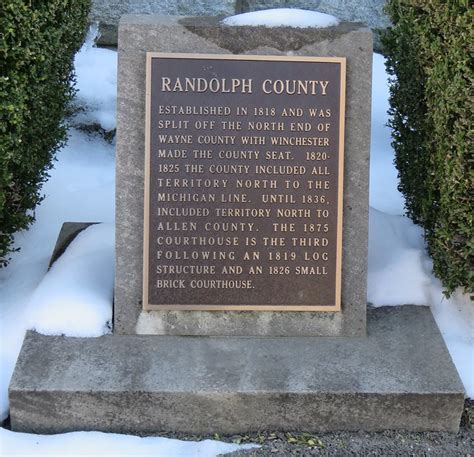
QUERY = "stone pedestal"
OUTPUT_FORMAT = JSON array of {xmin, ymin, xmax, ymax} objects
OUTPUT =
[
  {"xmin": 115, "ymin": 15, "xmax": 372, "ymax": 337},
  {"xmin": 9, "ymin": 307, "xmax": 464, "ymax": 434}
]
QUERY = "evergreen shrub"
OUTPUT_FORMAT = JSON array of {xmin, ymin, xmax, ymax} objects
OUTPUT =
[
  {"xmin": 383, "ymin": 0, "xmax": 473, "ymax": 296},
  {"xmin": 0, "ymin": 0, "xmax": 91, "ymax": 266}
]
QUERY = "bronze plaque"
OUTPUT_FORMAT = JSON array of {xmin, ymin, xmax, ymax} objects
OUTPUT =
[{"xmin": 143, "ymin": 53, "xmax": 346, "ymax": 311}]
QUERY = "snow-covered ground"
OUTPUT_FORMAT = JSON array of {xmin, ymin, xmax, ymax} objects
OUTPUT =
[
  {"xmin": 0, "ymin": 10, "xmax": 473, "ymax": 456},
  {"xmin": 0, "ymin": 428, "xmax": 255, "ymax": 456}
]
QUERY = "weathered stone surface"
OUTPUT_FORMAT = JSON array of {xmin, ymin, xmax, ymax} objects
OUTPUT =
[
  {"xmin": 115, "ymin": 15, "xmax": 371, "ymax": 336},
  {"xmin": 243, "ymin": 0, "xmax": 390, "ymax": 29},
  {"xmin": 90, "ymin": 0, "xmax": 237, "ymax": 45},
  {"xmin": 241, "ymin": 0, "xmax": 389, "ymax": 51},
  {"xmin": 90, "ymin": 1, "xmax": 389, "ymax": 48},
  {"xmin": 9, "ymin": 306, "xmax": 465, "ymax": 434}
]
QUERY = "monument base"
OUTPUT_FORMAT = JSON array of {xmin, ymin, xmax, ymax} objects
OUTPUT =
[{"xmin": 9, "ymin": 306, "xmax": 464, "ymax": 434}]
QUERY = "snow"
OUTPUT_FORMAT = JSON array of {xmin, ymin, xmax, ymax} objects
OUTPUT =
[
  {"xmin": 222, "ymin": 9, "xmax": 339, "ymax": 29},
  {"xmin": 72, "ymin": 24, "xmax": 117, "ymax": 131},
  {"xmin": 369, "ymin": 54, "xmax": 405, "ymax": 215},
  {"xmin": 368, "ymin": 209, "xmax": 428, "ymax": 305},
  {"xmin": 0, "ymin": 428, "xmax": 256, "ymax": 456},
  {"xmin": 0, "ymin": 18, "xmax": 472, "ymax": 456},
  {"xmin": 26, "ymin": 223, "xmax": 114, "ymax": 337}
]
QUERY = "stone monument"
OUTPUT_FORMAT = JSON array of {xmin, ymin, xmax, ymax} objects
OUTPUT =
[
  {"xmin": 8, "ymin": 15, "xmax": 464, "ymax": 435},
  {"xmin": 115, "ymin": 16, "xmax": 371, "ymax": 337}
]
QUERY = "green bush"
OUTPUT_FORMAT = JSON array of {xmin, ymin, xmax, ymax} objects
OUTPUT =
[
  {"xmin": 0, "ymin": 0, "xmax": 91, "ymax": 266},
  {"xmin": 383, "ymin": 0, "xmax": 473, "ymax": 296}
]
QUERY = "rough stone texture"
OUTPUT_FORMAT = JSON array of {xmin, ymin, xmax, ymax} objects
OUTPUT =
[
  {"xmin": 242, "ymin": 0, "xmax": 389, "ymax": 51},
  {"xmin": 90, "ymin": 0, "xmax": 237, "ymax": 45},
  {"xmin": 115, "ymin": 15, "xmax": 372, "ymax": 337},
  {"xmin": 243, "ymin": 0, "xmax": 390, "ymax": 29},
  {"xmin": 90, "ymin": 1, "xmax": 389, "ymax": 49},
  {"xmin": 223, "ymin": 427, "xmax": 474, "ymax": 456},
  {"xmin": 48, "ymin": 222, "xmax": 97, "ymax": 269},
  {"xmin": 9, "ymin": 307, "xmax": 465, "ymax": 434}
]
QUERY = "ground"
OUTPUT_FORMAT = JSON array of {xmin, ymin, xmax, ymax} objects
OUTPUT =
[{"xmin": 221, "ymin": 425, "xmax": 474, "ymax": 456}]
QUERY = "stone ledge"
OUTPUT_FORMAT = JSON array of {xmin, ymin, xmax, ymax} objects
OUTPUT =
[{"xmin": 9, "ymin": 306, "xmax": 464, "ymax": 434}]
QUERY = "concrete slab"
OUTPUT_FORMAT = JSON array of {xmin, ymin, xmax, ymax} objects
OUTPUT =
[{"xmin": 9, "ymin": 306, "xmax": 464, "ymax": 434}]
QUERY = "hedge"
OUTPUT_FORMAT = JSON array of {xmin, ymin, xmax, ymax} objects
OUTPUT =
[
  {"xmin": 383, "ymin": 0, "xmax": 473, "ymax": 296},
  {"xmin": 0, "ymin": 0, "xmax": 91, "ymax": 267}
]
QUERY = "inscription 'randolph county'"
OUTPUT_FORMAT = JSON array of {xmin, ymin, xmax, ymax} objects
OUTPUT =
[{"xmin": 143, "ymin": 53, "xmax": 346, "ymax": 311}]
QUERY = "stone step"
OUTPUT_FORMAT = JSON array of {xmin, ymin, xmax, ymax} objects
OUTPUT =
[{"xmin": 9, "ymin": 306, "xmax": 464, "ymax": 434}]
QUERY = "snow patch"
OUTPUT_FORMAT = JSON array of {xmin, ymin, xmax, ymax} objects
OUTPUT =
[
  {"xmin": 26, "ymin": 223, "xmax": 114, "ymax": 337},
  {"xmin": 73, "ymin": 25, "xmax": 117, "ymax": 131},
  {"xmin": 0, "ymin": 428, "xmax": 258, "ymax": 456},
  {"xmin": 369, "ymin": 54, "xmax": 404, "ymax": 215},
  {"xmin": 367, "ymin": 208, "xmax": 430, "ymax": 305},
  {"xmin": 222, "ymin": 8, "xmax": 339, "ymax": 29}
]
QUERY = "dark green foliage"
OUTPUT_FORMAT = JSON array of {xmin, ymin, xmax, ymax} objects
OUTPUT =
[
  {"xmin": 0, "ymin": 0, "xmax": 91, "ymax": 266},
  {"xmin": 383, "ymin": 0, "xmax": 473, "ymax": 296}
]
